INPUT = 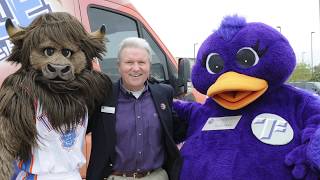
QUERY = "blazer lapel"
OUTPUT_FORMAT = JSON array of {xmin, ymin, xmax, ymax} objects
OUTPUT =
[
  {"xmin": 149, "ymin": 83, "xmax": 171, "ymax": 133},
  {"xmin": 101, "ymin": 81, "xmax": 119, "ymax": 146}
]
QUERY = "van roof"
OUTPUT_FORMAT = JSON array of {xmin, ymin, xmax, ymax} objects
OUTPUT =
[{"xmin": 106, "ymin": 0, "xmax": 137, "ymax": 11}]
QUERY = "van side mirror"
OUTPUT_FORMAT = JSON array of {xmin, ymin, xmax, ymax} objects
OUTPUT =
[{"xmin": 177, "ymin": 58, "xmax": 191, "ymax": 93}]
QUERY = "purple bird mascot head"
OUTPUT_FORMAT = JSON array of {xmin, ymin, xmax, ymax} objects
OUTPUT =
[
  {"xmin": 174, "ymin": 15, "xmax": 320, "ymax": 180},
  {"xmin": 192, "ymin": 15, "xmax": 295, "ymax": 109}
]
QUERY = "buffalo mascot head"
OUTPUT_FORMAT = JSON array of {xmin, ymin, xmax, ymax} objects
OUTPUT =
[{"xmin": 0, "ymin": 12, "xmax": 112, "ymax": 178}]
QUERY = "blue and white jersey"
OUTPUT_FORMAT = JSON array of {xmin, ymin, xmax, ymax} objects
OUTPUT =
[{"xmin": 16, "ymin": 100, "xmax": 87, "ymax": 180}]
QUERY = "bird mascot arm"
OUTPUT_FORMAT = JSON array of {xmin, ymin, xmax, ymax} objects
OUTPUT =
[
  {"xmin": 285, "ymin": 95, "xmax": 320, "ymax": 179},
  {"xmin": 173, "ymin": 100, "xmax": 203, "ymax": 136},
  {"xmin": 173, "ymin": 100, "xmax": 198, "ymax": 125}
]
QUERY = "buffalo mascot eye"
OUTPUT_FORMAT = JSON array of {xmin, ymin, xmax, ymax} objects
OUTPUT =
[
  {"xmin": 61, "ymin": 48, "xmax": 73, "ymax": 58},
  {"xmin": 43, "ymin": 48, "xmax": 55, "ymax": 56}
]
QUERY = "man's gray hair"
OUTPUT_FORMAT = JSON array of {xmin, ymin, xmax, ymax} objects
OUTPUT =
[{"xmin": 117, "ymin": 37, "xmax": 152, "ymax": 62}]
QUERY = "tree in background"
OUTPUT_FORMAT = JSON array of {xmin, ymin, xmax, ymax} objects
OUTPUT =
[
  {"xmin": 310, "ymin": 64, "xmax": 320, "ymax": 81},
  {"xmin": 288, "ymin": 62, "xmax": 312, "ymax": 82}
]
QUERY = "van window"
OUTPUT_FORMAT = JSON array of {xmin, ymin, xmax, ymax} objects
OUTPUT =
[
  {"xmin": 88, "ymin": 7, "xmax": 170, "ymax": 83},
  {"xmin": 88, "ymin": 7, "xmax": 139, "ymax": 81},
  {"xmin": 141, "ymin": 27, "xmax": 167, "ymax": 82}
]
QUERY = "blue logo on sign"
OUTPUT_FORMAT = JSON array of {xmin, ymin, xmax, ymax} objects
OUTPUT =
[{"xmin": 0, "ymin": 0, "xmax": 52, "ymax": 60}]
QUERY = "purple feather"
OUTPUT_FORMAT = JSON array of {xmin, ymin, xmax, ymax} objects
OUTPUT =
[{"xmin": 215, "ymin": 15, "xmax": 247, "ymax": 41}]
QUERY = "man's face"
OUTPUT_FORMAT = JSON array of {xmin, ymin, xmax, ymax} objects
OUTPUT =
[{"xmin": 118, "ymin": 47, "xmax": 150, "ymax": 91}]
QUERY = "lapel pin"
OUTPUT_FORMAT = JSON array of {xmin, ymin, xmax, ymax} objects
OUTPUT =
[{"xmin": 160, "ymin": 103, "xmax": 166, "ymax": 110}]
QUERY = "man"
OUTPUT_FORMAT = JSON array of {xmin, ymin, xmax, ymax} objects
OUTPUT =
[{"xmin": 87, "ymin": 37, "xmax": 187, "ymax": 180}]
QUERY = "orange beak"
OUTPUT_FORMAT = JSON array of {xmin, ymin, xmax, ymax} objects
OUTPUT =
[{"xmin": 207, "ymin": 71, "xmax": 268, "ymax": 110}]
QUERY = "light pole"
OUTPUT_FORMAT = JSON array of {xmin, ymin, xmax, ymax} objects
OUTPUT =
[
  {"xmin": 276, "ymin": 26, "xmax": 281, "ymax": 33},
  {"xmin": 311, "ymin": 32, "xmax": 315, "ymax": 77},
  {"xmin": 193, "ymin": 42, "xmax": 198, "ymax": 61}
]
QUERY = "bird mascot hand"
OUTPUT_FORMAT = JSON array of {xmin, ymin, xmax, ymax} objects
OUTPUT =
[
  {"xmin": 285, "ymin": 127, "xmax": 320, "ymax": 179},
  {"xmin": 306, "ymin": 127, "xmax": 320, "ymax": 174},
  {"xmin": 285, "ymin": 144, "xmax": 309, "ymax": 179}
]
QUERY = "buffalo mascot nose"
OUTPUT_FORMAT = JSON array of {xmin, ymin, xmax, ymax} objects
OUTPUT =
[{"xmin": 44, "ymin": 63, "xmax": 73, "ymax": 80}]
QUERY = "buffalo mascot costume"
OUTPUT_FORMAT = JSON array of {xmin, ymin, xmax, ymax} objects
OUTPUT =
[
  {"xmin": 174, "ymin": 15, "xmax": 320, "ymax": 179},
  {"xmin": 0, "ymin": 12, "xmax": 112, "ymax": 179}
]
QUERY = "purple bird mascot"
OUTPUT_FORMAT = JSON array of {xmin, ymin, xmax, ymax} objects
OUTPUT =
[{"xmin": 174, "ymin": 15, "xmax": 320, "ymax": 180}]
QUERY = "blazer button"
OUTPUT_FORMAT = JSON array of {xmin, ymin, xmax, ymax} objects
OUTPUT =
[{"xmin": 109, "ymin": 163, "xmax": 113, "ymax": 167}]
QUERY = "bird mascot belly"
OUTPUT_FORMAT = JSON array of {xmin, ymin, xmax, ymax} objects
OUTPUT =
[{"xmin": 174, "ymin": 15, "xmax": 320, "ymax": 180}]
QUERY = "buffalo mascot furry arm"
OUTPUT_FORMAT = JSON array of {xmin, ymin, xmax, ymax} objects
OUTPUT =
[
  {"xmin": 174, "ymin": 15, "xmax": 320, "ymax": 180},
  {"xmin": 0, "ymin": 12, "xmax": 112, "ymax": 179}
]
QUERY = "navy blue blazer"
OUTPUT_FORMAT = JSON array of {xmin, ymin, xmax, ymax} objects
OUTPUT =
[{"xmin": 86, "ymin": 81, "xmax": 187, "ymax": 180}]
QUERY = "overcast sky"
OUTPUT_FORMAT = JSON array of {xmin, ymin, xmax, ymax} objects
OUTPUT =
[{"xmin": 131, "ymin": 0, "xmax": 320, "ymax": 66}]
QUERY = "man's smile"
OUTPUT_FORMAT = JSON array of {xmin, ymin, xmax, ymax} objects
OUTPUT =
[{"xmin": 130, "ymin": 73, "xmax": 143, "ymax": 77}]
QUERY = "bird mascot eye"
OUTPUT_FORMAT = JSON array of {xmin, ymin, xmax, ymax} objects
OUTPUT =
[
  {"xmin": 205, "ymin": 53, "xmax": 224, "ymax": 74},
  {"xmin": 236, "ymin": 47, "xmax": 259, "ymax": 68}
]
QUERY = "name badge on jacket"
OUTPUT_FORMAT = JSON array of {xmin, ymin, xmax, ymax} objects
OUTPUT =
[
  {"xmin": 101, "ymin": 106, "xmax": 115, "ymax": 114},
  {"xmin": 202, "ymin": 115, "xmax": 242, "ymax": 131}
]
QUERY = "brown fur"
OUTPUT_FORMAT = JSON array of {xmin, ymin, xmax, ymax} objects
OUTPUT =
[
  {"xmin": 0, "ymin": 12, "xmax": 112, "ymax": 179},
  {"xmin": 8, "ymin": 12, "xmax": 105, "ymax": 69}
]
